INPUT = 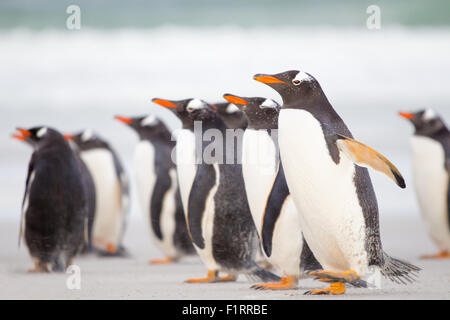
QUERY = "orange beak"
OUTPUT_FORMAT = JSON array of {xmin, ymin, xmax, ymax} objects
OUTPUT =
[
  {"xmin": 223, "ymin": 94, "xmax": 248, "ymax": 105},
  {"xmin": 253, "ymin": 74, "xmax": 287, "ymax": 85},
  {"xmin": 64, "ymin": 134, "xmax": 75, "ymax": 140},
  {"xmin": 399, "ymin": 112, "xmax": 415, "ymax": 120},
  {"xmin": 13, "ymin": 128, "xmax": 31, "ymax": 141},
  {"xmin": 210, "ymin": 104, "xmax": 218, "ymax": 110},
  {"xmin": 152, "ymin": 98, "xmax": 178, "ymax": 108},
  {"xmin": 114, "ymin": 115, "xmax": 133, "ymax": 124}
]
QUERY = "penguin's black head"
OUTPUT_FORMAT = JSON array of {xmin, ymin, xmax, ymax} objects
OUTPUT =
[
  {"xmin": 184, "ymin": 98, "xmax": 217, "ymax": 122},
  {"xmin": 223, "ymin": 94, "xmax": 280, "ymax": 130},
  {"xmin": 115, "ymin": 114, "xmax": 170, "ymax": 141},
  {"xmin": 399, "ymin": 108, "xmax": 448, "ymax": 137},
  {"xmin": 253, "ymin": 70, "xmax": 324, "ymax": 106},
  {"xmin": 65, "ymin": 129, "xmax": 109, "ymax": 152},
  {"xmin": 210, "ymin": 102, "xmax": 247, "ymax": 129},
  {"xmin": 13, "ymin": 126, "xmax": 62, "ymax": 148},
  {"xmin": 152, "ymin": 98, "xmax": 194, "ymax": 129}
]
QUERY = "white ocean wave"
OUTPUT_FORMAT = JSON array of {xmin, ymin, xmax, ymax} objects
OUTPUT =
[{"xmin": 0, "ymin": 26, "xmax": 449, "ymax": 110}]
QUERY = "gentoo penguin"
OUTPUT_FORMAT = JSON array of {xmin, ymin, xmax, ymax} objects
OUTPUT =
[
  {"xmin": 254, "ymin": 70, "xmax": 420, "ymax": 295},
  {"xmin": 211, "ymin": 102, "xmax": 248, "ymax": 129},
  {"xmin": 223, "ymin": 94, "xmax": 321, "ymax": 290},
  {"xmin": 152, "ymin": 97, "xmax": 279, "ymax": 283},
  {"xmin": 64, "ymin": 135, "xmax": 96, "ymax": 253},
  {"xmin": 115, "ymin": 114, "xmax": 194, "ymax": 264},
  {"xmin": 13, "ymin": 127, "xmax": 87, "ymax": 272},
  {"xmin": 399, "ymin": 109, "xmax": 450, "ymax": 259},
  {"xmin": 66, "ymin": 129, "xmax": 129, "ymax": 256}
]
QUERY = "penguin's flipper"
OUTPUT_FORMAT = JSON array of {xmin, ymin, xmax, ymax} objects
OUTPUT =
[
  {"xmin": 186, "ymin": 164, "xmax": 216, "ymax": 249},
  {"xmin": 261, "ymin": 164, "xmax": 290, "ymax": 257},
  {"xmin": 335, "ymin": 134, "xmax": 406, "ymax": 189}
]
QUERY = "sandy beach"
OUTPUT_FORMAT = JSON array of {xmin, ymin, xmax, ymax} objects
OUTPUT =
[{"xmin": 0, "ymin": 214, "xmax": 448, "ymax": 300}]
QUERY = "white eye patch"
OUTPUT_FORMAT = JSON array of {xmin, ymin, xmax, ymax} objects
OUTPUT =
[
  {"xmin": 226, "ymin": 103, "xmax": 240, "ymax": 114},
  {"xmin": 81, "ymin": 129, "xmax": 94, "ymax": 142},
  {"xmin": 292, "ymin": 71, "xmax": 312, "ymax": 85},
  {"xmin": 423, "ymin": 108, "xmax": 436, "ymax": 121},
  {"xmin": 36, "ymin": 127, "xmax": 48, "ymax": 138},
  {"xmin": 186, "ymin": 98, "xmax": 207, "ymax": 112},
  {"xmin": 141, "ymin": 115, "xmax": 157, "ymax": 126},
  {"xmin": 260, "ymin": 99, "xmax": 279, "ymax": 109}
]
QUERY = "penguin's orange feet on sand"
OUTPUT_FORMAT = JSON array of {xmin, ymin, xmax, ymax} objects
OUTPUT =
[
  {"xmin": 251, "ymin": 275, "xmax": 297, "ymax": 290},
  {"xmin": 106, "ymin": 243, "xmax": 117, "ymax": 254},
  {"xmin": 185, "ymin": 271, "xmax": 236, "ymax": 283},
  {"xmin": 218, "ymin": 274, "xmax": 237, "ymax": 282},
  {"xmin": 304, "ymin": 282, "xmax": 346, "ymax": 295},
  {"xmin": 185, "ymin": 270, "xmax": 219, "ymax": 283},
  {"xmin": 309, "ymin": 270, "xmax": 360, "ymax": 283},
  {"xmin": 421, "ymin": 251, "xmax": 450, "ymax": 259},
  {"xmin": 28, "ymin": 261, "xmax": 49, "ymax": 273},
  {"xmin": 149, "ymin": 257, "xmax": 173, "ymax": 264}
]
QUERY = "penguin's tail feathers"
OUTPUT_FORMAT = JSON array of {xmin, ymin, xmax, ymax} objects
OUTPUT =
[
  {"xmin": 247, "ymin": 267, "xmax": 281, "ymax": 283},
  {"xmin": 381, "ymin": 253, "xmax": 421, "ymax": 284}
]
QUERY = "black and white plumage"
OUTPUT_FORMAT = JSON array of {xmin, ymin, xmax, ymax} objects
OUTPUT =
[
  {"xmin": 152, "ymin": 97, "xmax": 279, "ymax": 283},
  {"xmin": 68, "ymin": 129, "xmax": 129, "ymax": 256},
  {"xmin": 115, "ymin": 114, "xmax": 194, "ymax": 263},
  {"xmin": 15, "ymin": 126, "xmax": 87, "ymax": 272},
  {"xmin": 399, "ymin": 109, "xmax": 450, "ymax": 258},
  {"xmin": 254, "ymin": 70, "xmax": 420, "ymax": 294},
  {"xmin": 223, "ymin": 94, "xmax": 321, "ymax": 290}
]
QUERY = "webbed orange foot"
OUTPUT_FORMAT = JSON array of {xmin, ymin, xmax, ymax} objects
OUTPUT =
[
  {"xmin": 304, "ymin": 282, "xmax": 346, "ymax": 295},
  {"xmin": 150, "ymin": 257, "xmax": 173, "ymax": 264},
  {"xmin": 251, "ymin": 275, "xmax": 297, "ymax": 290},
  {"xmin": 421, "ymin": 252, "xmax": 450, "ymax": 259}
]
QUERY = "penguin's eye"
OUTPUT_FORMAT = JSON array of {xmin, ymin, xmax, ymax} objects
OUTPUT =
[{"xmin": 292, "ymin": 79, "xmax": 301, "ymax": 86}]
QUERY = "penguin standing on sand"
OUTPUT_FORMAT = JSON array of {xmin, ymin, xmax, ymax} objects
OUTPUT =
[
  {"xmin": 13, "ymin": 127, "xmax": 87, "ymax": 272},
  {"xmin": 152, "ymin": 98, "xmax": 279, "ymax": 283},
  {"xmin": 115, "ymin": 114, "xmax": 194, "ymax": 263},
  {"xmin": 254, "ymin": 70, "xmax": 420, "ymax": 295},
  {"xmin": 66, "ymin": 130, "xmax": 129, "ymax": 256},
  {"xmin": 399, "ymin": 109, "xmax": 450, "ymax": 259},
  {"xmin": 223, "ymin": 94, "xmax": 321, "ymax": 290}
]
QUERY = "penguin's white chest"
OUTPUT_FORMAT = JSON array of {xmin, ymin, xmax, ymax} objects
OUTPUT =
[
  {"xmin": 411, "ymin": 136, "xmax": 450, "ymax": 251},
  {"xmin": 134, "ymin": 141, "xmax": 157, "ymax": 219},
  {"xmin": 176, "ymin": 129, "xmax": 197, "ymax": 217},
  {"xmin": 81, "ymin": 149, "xmax": 123, "ymax": 251},
  {"xmin": 242, "ymin": 129, "xmax": 278, "ymax": 234},
  {"xmin": 278, "ymin": 109, "xmax": 368, "ymax": 274}
]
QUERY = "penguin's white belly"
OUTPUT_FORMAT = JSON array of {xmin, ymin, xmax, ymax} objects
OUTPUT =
[
  {"xmin": 176, "ymin": 129, "xmax": 197, "ymax": 218},
  {"xmin": 242, "ymin": 129, "xmax": 278, "ymax": 235},
  {"xmin": 192, "ymin": 163, "xmax": 220, "ymax": 270},
  {"xmin": 81, "ymin": 149, "xmax": 123, "ymax": 251},
  {"xmin": 270, "ymin": 196, "xmax": 303, "ymax": 276},
  {"xmin": 242, "ymin": 129, "xmax": 302, "ymax": 276},
  {"xmin": 278, "ymin": 109, "xmax": 369, "ymax": 275},
  {"xmin": 411, "ymin": 136, "xmax": 450, "ymax": 251}
]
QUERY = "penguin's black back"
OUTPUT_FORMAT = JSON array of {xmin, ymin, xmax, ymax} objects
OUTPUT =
[{"xmin": 24, "ymin": 138, "xmax": 87, "ymax": 270}]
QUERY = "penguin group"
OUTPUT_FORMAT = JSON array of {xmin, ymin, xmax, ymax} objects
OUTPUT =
[{"xmin": 14, "ymin": 68, "xmax": 450, "ymax": 296}]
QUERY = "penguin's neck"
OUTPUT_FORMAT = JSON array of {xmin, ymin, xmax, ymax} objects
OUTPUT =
[{"xmin": 283, "ymin": 96, "xmax": 352, "ymax": 137}]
